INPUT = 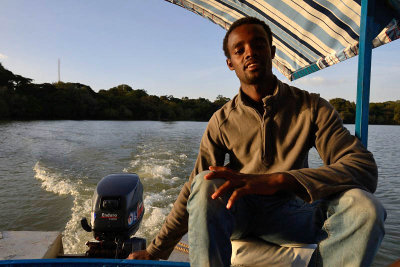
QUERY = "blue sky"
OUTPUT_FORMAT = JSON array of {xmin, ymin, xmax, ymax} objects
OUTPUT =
[{"xmin": 1, "ymin": 0, "xmax": 399, "ymax": 102}]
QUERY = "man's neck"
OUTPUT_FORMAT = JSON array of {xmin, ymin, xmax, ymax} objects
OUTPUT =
[{"xmin": 241, "ymin": 76, "xmax": 277, "ymax": 103}]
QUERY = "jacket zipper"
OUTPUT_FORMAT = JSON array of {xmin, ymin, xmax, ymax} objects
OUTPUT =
[{"xmin": 250, "ymin": 106, "xmax": 267, "ymax": 164}]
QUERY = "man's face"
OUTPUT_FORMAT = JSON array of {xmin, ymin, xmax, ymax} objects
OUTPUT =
[{"xmin": 226, "ymin": 24, "xmax": 275, "ymax": 85}]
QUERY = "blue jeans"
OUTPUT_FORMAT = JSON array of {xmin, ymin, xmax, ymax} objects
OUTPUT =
[{"xmin": 187, "ymin": 171, "xmax": 386, "ymax": 267}]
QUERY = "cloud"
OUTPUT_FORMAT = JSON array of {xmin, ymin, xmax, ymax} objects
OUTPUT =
[
  {"xmin": 293, "ymin": 76, "xmax": 326, "ymax": 86},
  {"xmin": 293, "ymin": 76, "xmax": 348, "ymax": 87},
  {"xmin": 0, "ymin": 53, "xmax": 8, "ymax": 60}
]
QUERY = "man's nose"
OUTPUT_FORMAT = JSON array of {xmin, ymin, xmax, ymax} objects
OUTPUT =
[{"xmin": 245, "ymin": 44, "xmax": 257, "ymax": 59}]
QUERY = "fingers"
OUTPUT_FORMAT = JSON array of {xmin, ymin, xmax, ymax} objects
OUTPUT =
[
  {"xmin": 127, "ymin": 252, "xmax": 139, "ymax": 260},
  {"xmin": 127, "ymin": 250, "xmax": 156, "ymax": 260},
  {"xmin": 204, "ymin": 166, "xmax": 248, "ymax": 208},
  {"xmin": 205, "ymin": 166, "xmax": 229, "ymax": 180},
  {"xmin": 209, "ymin": 166, "xmax": 228, "ymax": 172},
  {"xmin": 212, "ymin": 181, "xmax": 247, "ymax": 210},
  {"xmin": 227, "ymin": 187, "xmax": 247, "ymax": 209},
  {"xmin": 211, "ymin": 180, "xmax": 232, "ymax": 199}
]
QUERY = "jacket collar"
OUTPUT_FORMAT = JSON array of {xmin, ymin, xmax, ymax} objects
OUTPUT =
[{"xmin": 238, "ymin": 76, "xmax": 285, "ymax": 109}]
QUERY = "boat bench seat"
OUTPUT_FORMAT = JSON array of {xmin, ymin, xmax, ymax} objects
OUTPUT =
[{"xmin": 231, "ymin": 238, "xmax": 317, "ymax": 267}]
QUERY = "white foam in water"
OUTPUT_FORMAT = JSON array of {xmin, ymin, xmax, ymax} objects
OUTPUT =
[
  {"xmin": 125, "ymin": 149, "xmax": 187, "ymax": 184},
  {"xmin": 142, "ymin": 165, "xmax": 172, "ymax": 178},
  {"xmin": 143, "ymin": 190, "xmax": 167, "ymax": 207},
  {"xmin": 130, "ymin": 191, "xmax": 174, "ymax": 241},
  {"xmin": 34, "ymin": 163, "xmax": 79, "ymax": 196},
  {"xmin": 171, "ymin": 176, "xmax": 181, "ymax": 182},
  {"xmin": 129, "ymin": 159, "xmax": 141, "ymax": 168},
  {"xmin": 136, "ymin": 206, "xmax": 170, "ymax": 239},
  {"xmin": 33, "ymin": 162, "xmax": 93, "ymax": 254},
  {"xmin": 125, "ymin": 162, "xmax": 178, "ymax": 185},
  {"xmin": 125, "ymin": 156, "xmax": 178, "ymax": 184},
  {"xmin": 121, "ymin": 148, "xmax": 187, "ymax": 242}
]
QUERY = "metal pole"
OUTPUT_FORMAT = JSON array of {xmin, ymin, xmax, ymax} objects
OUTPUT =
[
  {"xmin": 355, "ymin": 0, "xmax": 375, "ymax": 148},
  {"xmin": 58, "ymin": 58, "xmax": 61, "ymax": 82}
]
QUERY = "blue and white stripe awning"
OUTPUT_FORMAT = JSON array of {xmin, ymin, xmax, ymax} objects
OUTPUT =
[{"xmin": 164, "ymin": 0, "xmax": 400, "ymax": 81}]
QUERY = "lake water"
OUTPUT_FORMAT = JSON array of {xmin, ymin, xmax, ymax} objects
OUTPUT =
[{"xmin": 0, "ymin": 121, "xmax": 398, "ymax": 265}]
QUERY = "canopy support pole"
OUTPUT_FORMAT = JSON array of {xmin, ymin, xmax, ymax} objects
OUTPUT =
[{"xmin": 355, "ymin": 0, "xmax": 375, "ymax": 147}]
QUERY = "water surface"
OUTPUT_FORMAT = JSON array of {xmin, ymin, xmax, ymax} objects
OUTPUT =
[{"xmin": 0, "ymin": 121, "xmax": 398, "ymax": 265}]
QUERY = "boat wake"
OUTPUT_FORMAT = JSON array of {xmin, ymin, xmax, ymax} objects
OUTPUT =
[
  {"xmin": 33, "ymin": 161, "xmax": 93, "ymax": 254},
  {"xmin": 122, "ymin": 144, "xmax": 188, "ymax": 242},
  {"xmin": 33, "ymin": 143, "xmax": 190, "ymax": 254}
]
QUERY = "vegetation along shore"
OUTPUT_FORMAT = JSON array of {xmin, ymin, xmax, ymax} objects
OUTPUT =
[{"xmin": 1, "ymin": 63, "xmax": 399, "ymax": 124}]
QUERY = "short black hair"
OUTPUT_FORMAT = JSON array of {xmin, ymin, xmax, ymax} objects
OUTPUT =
[{"xmin": 223, "ymin": 16, "xmax": 273, "ymax": 59}]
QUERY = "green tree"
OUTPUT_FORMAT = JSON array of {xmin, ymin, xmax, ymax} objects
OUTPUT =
[
  {"xmin": 214, "ymin": 95, "xmax": 230, "ymax": 107},
  {"xmin": 329, "ymin": 98, "xmax": 355, "ymax": 123},
  {"xmin": 393, "ymin": 101, "xmax": 400, "ymax": 124},
  {"xmin": 2, "ymin": 63, "xmax": 400, "ymax": 124}
]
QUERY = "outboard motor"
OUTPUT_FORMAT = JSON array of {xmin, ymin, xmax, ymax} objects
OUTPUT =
[{"xmin": 81, "ymin": 173, "xmax": 146, "ymax": 258}]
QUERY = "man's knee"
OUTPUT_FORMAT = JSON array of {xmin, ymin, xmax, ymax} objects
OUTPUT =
[
  {"xmin": 187, "ymin": 171, "xmax": 233, "ymax": 223},
  {"xmin": 318, "ymin": 189, "xmax": 386, "ymax": 266},
  {"xmin": 331, "ymin": 188, "xmax": 386, "ymax": 229},
  {"xmin": 188, "ymin": 171, "xmax": 226, "ymax": 209},
  {"xmin": 190, "ymin": 170, "xmax": 225, "ymax": 196}
]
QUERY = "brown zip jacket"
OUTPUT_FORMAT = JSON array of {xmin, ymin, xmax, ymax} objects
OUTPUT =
[{"xmin": 146, "ymin": 78, "xmax": 378, "ymax": 259}]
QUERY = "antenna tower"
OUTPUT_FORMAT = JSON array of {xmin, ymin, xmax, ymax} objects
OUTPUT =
[{"xmin": 58, "ymin": 58, "xmax": 60, "ymax": 82}]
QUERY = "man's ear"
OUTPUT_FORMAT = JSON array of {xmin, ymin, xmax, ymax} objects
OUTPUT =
[
  {"xmin": 226, "ymin": 58, "xmax": 234, "ymax": 70},
  {"xmin": 271, "ymin": 45, "xmax": 276, "ymax": 60}
]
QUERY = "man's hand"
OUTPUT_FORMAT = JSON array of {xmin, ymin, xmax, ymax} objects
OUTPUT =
[
  {"xmin": 204, "ymin": 166, "xmax": 305, "ymax": 209},
  {"xmin": 127, "ymin": 250, "xmax": 158, "ymax": 260}
]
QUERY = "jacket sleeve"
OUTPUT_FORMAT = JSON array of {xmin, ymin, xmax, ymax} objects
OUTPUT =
[
  {"xmin": 286, "ymin": 97, "xmax": 378, "ymax": 202},
  {"xmin": 146, "ymin": 113, "xmax": 227, "ymax": 259}
]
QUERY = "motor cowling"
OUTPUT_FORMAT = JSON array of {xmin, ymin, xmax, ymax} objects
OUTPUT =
[
  {"xmin": 81, "ymin": 173, "xmax": 146, "ymax": 258},
  {"xmin": 82, "ymin": 173, "xmax": 144, "ymax": 241}
]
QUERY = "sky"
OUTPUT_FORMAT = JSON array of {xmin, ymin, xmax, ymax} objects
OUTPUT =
[{"xmin": 0, "ymin": 0, "xmax": 399, "ymax": 102}]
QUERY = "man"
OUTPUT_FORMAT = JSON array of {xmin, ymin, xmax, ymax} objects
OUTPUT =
[{"xmin": 129, "ymin": 17, "xmax": 386, "ymax": 266}]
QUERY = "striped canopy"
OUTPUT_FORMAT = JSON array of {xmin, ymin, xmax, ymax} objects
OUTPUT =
[{"xmin": 165, "ymin": 0, "xmax": 400, "ymax": 81}]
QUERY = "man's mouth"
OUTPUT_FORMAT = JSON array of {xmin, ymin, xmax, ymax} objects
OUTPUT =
[
  {"xmin": 244, "ymin": 60, "xmax": 261, "ymax": 70},
  {"xmin": 246, "ymin": 63, "xmax": 260, "ymax": 70},
  {"xmin": 244, "ymin": 59, "xmax": 261, "ymax": 70}
]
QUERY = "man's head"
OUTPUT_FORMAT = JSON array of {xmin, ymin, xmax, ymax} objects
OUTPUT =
[
  {"xmin": 223, "ymin": 17, "xmax": 273, "ymax": 59},
  {"xmin": 223, "ymin": 17, "xmax": 276, "ymax": 87}
]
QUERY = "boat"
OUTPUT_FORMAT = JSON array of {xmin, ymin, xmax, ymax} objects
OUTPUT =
[
  {"xmin": 0, "ymin": 173, "xmax": 314, "ymax": 266},
  {"xmin": 1, "ymin": 0, "xmax": 399, "ymax": 266}
]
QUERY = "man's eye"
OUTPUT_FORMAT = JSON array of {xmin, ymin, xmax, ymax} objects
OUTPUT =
[
  {"xmin": 234, "ymin": 48, "xmax": 244, "ymax": 55},
  {"xmin": 255, "ymin": 42, "xmax": 267, "ymax": 49}
]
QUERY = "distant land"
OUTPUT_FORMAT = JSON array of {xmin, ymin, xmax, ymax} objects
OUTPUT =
[{"xmin": 1, "ymin": 63, "xmax": 399, "ymax": 124}]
